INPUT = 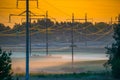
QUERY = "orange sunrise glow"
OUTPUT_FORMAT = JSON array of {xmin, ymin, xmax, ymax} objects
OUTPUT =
[{"xmin": 0, "ymin": 0, "xmax": 120, "ymax": 28}]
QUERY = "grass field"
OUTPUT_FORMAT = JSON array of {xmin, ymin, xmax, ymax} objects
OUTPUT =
[
  {"xmin": 13, "ymin": 72, "xmax": 117, "ymax": 80},
  {"xmin": 11, "ymin": 58, "xmax": 116, "ymax": 80}
]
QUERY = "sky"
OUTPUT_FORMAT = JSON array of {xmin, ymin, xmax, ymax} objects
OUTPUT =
[{"xmin": 0, "ymin": 0, "xmax": 120, "ymax": 28}]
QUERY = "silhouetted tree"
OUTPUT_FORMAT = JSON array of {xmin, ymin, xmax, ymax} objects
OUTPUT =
[
  {"xmin": 13, "ymin": 23, "xmax": 25, "ymax": 32},
  {"xmin": 95, "ymin": 22, "xmax": 109, "ymax": 29},
  {"xmin": 37, "ymin": 19, "xmax": 54, "ymax": 28},
  {"xmin": 0, "ymin": 23, "xmax": 10, "ymax": 31},
  {"xmin": 105, "ymin": 14, "xmax": 120, "ymax": 79},
  {"xmin": 0, "ymin": 48, "xmax": 13, "ymax": 80}
]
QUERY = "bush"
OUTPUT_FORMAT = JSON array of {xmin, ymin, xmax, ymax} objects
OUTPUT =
[
  {"xmin": 111, "ymin": 58, "xmax": 120, "ymax": 78},
  {"xmin": 0, "ymin": 47, "xmax": 13, "ymax": 80},
  {"xmin": 105, "ymin": 14, "xmax": 120, "ymax": 79}
]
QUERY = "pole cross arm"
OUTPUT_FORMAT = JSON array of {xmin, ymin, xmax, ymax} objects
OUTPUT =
[
  {"xmin": 9, "ymin": 10, "xmax": 45, "ymax": 23},
  {"xmin": 16, "ymin": 0, "xmax": 39, "ymax": 8},
  {"xmin": 67, "ymin": 13, "xmax": 93, "ymax": 23},
  {"xmin": 67, "ymin": 18, "xmax": 93, "ymax": 22}
]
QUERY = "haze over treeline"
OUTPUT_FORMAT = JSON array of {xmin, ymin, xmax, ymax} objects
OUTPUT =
[
  {"xmin": 0, "ymin": 19, "xmax": 113, "ymax": 45},
  {"xmin": 0, "ymin": 19, "xmax": 111, "ymax": 31}
]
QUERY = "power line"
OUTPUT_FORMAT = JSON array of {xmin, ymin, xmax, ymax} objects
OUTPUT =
[
  {"xmin": 43, "ymin": 0, "xmax": 71, "ymax": 18},
  {"xmin": 0, "ymin": 7, "xmax": 18, "ymax": 9},
  {"xmin": 67, "ymin": 13, "xmax": 92, "ymax": 46}
]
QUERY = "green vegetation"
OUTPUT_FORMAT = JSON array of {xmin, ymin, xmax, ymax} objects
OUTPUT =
[
  {"xmin": 0, "ymin": 47, "xmax": 13, "ymax": 80},
  {"xmin": 0, "ymin": 19, "xmax": 112, "ymax": 45},
  {"xmin": 0, "ymin": 19, "xmax": 110, "ymax": 33},
  {"xmin": 105, "ymin": 14, "xmax": 120, "ymax": 79},
  {"xmin": 14, "ymin": 71, "xmax": 116, "ymax": 80}
]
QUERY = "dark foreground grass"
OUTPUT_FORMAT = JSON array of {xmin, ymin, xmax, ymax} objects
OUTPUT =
[{"xmin": 13, "ymin": 71, "xmax": 120, "ymax": 80}]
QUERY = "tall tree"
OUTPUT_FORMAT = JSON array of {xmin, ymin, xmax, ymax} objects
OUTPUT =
[
  {"xmin": 0, "ymin": 48, "xmax": 13, "ymax": 80},
  {"xmin": 105, "ymin": 14, "xmax": 120, "ymax": 79}
]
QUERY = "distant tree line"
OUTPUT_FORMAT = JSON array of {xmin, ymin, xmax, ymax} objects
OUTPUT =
[
  {"xmin": 0, "ymin": 19, "xmax": 113, "ymax": 44},
  {"xmin": 0, "ymin": 19, "xmax": 111, "ymax": 34}
]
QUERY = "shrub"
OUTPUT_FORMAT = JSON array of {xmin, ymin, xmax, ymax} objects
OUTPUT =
[{"xmin": 0, "ymin": 47, "xmax": 13, "ymax": 80}]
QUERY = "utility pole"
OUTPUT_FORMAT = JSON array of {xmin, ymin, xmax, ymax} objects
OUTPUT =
[
  {"xmin": 26, "ymin": 0, "xmax": 29, "ymax": 80},
  {"xmin": 45, "ymin": 11, "xmax": 49, "ymax": 56},
  {"xmin": 29, "ymin": 15, "xmax": 32, "ymax": 57},
  {"xmin": 118, "ymin": 14, "xmax": 120, "ymax": 24},
  {"xmin": 84, "ymin": 13, "xmax": 88, "ymax": 47},
  {"xmin": 110, "ymin": 17, "xmax": 113, "ymax": 25},
  {"xmin": 71, "ymin": 13, "xmax": 74, "ymax": 69},
  {"xmin": 85, "ymin": 13, "xmax": 87, "ymax": 23},
  {"xmin": 84, "ymin": 13, "xmax": 87, "ymax": 47},
  {"xmin": 67, "ymin": 13, "xmax": 86, "ymax": 70},
  {"xmin": 67, "ymin": 13, "xmax": 75, "ymax": 70},
  {"xmin": 68, "ymin": 13, "xmax": 92, "ymax": 47},
  {"xmin": 110, "ymin": 17, "xmax": 114, "ymax": 31},
  {"xmin": 8, "ymin": 1, "xmax": 45, "ymax": 79},
  {"xmin": 115, "ymin": 14, "xmax": 120, "ymax": 24},
  {"xmin": 66, "ymin": 13, "xmax": 75, "ymax": 70},
  {"xmin": 66, "ymin": 13, "xmax": 93, "ymax": 70}
]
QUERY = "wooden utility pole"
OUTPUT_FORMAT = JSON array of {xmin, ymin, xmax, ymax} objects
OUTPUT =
[
  {"xmin": 85, "ymin": 13, "xmax": 87, "ymax": 23},
  {"xmin": 118, "ymin": 14, "xmax": 120, "ymax": 24},
  {"xmin": 68, "ymin": 13, "xmax": 92, "ymax": 47},
  {"xmin": 66, "ymin": 13, "xmax": 93, "ymax": 70},
  {"xmin": 26, "ymin": 0, "xmax": 30, "ymax": 80},
  {"xmin": 29, "ymin": 15, "xmax": 32, "ymax": 57},
  {"xmin": 71, "ymin": 13, "xmax": 74, "ymax": 69},
  {"xmin": 66, "ymin": 13, "xmax": 75, "ymax": 70},
  {"xmin": 45, "ymin": 11, "xmax": 49, "ymax": 56}
]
